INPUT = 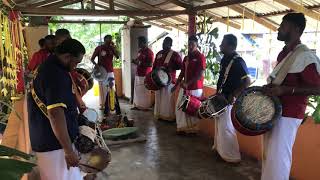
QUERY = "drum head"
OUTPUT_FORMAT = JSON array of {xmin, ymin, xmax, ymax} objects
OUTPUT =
[
  {"xmin": 76, "ymin": 68, "xmax": 94, "ymax": 90},
  {"xmin": 234, "ymin": 86, "xmax": 282, "ymax": 132},
  {"xmin": 83, "ymin": 108, "xmax": 98, "ymax": 123},
  {"xmin": 157, "ymin": 69, "xmax": 170, "ymax": 85},
  {"xmin": 178, "ymin": 95, "xmax": 189, "ymax": 110},
  {"xmin": 208, "ymin": 95, "xmax": 228, "ymax": 113},
  {"xmin": 92, "ymin": 65, "xmax": 107, "ymax": 82},
  {"xmin": 79, "ymin": 147, "xmax": 111, "ymax": 174}
]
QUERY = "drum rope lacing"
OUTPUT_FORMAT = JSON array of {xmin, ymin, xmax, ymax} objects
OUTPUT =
[{"xmin": 79, "ymin": 125, "xmax": 97, "ymax": 142}]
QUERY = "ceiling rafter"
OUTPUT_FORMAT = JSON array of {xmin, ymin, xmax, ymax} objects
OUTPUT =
[
  {"xmin": 213, "ymin": 0, "xmax": 278, "ymax": 31},
  {"xmin": 193, "ymin": 0, "xmax": 258, "ymax": 11},
  {"xmin": 274, "ymin": 0, "xmax": 320, "ymax": 20},
  {"xmin": 128, "ymin": 0, "xmax": 188, "ymax": 25},
  {"xmin": 94, "ymin": 2, "xmax": 177, "ymax": 31},
  {"xmin": 204, "ymin": 12, "xmax": 241, "ymax": 29}
]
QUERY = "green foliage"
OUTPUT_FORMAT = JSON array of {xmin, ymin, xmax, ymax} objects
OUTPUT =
[
  {"xmin": 49, "ymin": 19, "xmax": 122, "ymax": 68},
  {"xmin": 306, "ymin": 96, "xmax": 320, "ymax": 123},
  {"xmin": 0, "ymin": 145, "xmax": 35, "ymax": 180}
]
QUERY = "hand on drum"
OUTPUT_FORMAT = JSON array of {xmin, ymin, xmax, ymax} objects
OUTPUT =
[
  {"xmin": 262, "ymin": 85, "xmax": 291, "ymax": 96},
  {"xmin": 64, "ymin": 150, "xmax": 80, "ymax": 169}
]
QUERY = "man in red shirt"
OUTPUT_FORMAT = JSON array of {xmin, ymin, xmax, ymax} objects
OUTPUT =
[
  {"xmin": 91, "ymin": 35, "xmax": 119, "ymax": 109},
  {"xmin": 262, "ymin": 13, "xmax": 320, "ymax": 180},
  {"xmin": 172, "ymin": 35, "xmax": 206, "ymax": 133},
  {"xmin": 132, "ymin": 36, "xmax": 154, "ymax": 110},
  {"xmin": 153, "ymin": 37, "xmax": 183, "ymax": 121},
  {"xmin": 27, "ymin": 35, "xmax": 55, "ymax": 72}
]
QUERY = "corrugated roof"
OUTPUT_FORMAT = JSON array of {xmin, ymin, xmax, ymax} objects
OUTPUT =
[{"xmin": 9, "ymin": 0, "xmax": 320, "ymax": 32}]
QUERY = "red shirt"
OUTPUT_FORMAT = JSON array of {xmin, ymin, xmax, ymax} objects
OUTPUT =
[
  {"xmin": 136, "ymin": 47, "xmax": 154, "ymax": 77},
  {"xmin": 153, "ymin": 50, "xmax": 183, "ymax": 83},
  {"xmin": 92, "ymin": 45, "xmax": 117, "ymax": 72},
  {"xmin": 277, "ymin": 42, "xmax": 320, "ymax": 119},
  {"xmin": 28, "ymin": 49, "xmax": 50, "ymax": 71},
  {"xmin": 181, "ymin": 50, "xmax": 206, "ymax": 90}
]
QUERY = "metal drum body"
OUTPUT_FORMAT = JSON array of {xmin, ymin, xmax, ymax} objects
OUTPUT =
[
  {"xmin": 231, "ymin": 86, "xmax": 282, "ymax": 136},
  {"xmin": 198, "ymin": 94, "xmax": 229, "ymax": 119},
  {"xmin": 76, "ymin": 108, "xmax": 111, "ymax": 174},
  {"xmin": 144, "ymin": 67, "xmax": 171, "ymax": 90},
  {"xmin": 178, "ymin": 95, "xmax": 202, "ymax": 116}
]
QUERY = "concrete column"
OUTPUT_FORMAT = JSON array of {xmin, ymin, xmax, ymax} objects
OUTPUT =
[{"xmin": 188, "ymin": 14, "xmax": 196, "ymax": 37}]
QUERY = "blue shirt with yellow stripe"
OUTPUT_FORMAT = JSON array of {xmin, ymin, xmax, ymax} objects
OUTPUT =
[{"xmin": 27, "ymin": 55, "xmax": 79, "ymax": 152}]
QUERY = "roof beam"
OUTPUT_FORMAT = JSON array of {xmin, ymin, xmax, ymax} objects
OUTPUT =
[
  {"xmin": 168, "ymin": 0, "xmax": 192, "ymax": 9},
  {"xmin": 29, "ymin": 0, "xmax": 60, "ymax": 8},
  {"xmin": 205, "ymin": 12, "xmax": 241, "ymax": 29},
  {"xmin": 274, "ymin": 0, "xmax": 320, "ymax": 20},
  {"xmin": 140, "ymin": 15, "xmax": 177, "ymax": 21},
  {"xmin": 109, "ymin": 0, "xmax": 114, "ymax": 10},
  {"xmin": 94, "ymin": 2, "xmax": 179, "ymax": 31},
  {"xmin": 42, "ymin": 0, "xmax": 81, "ymax": 8},
  {"xmin": 48, "ymin": 20, "xmax": 126, "ymax": 24},
  {"xmin": 213, "ymin": 0, "xmax": 278, "ymax": 31},
  {"xmin": 16, "ymin": 7, "xmax": 188, "ymax": 16},
  {"xmin": 129, "ymin": 0, "xmax": 188, "ymax": 25},
  {"xmin": 193, "ymin": 0, "xmax": 258, "ymax": 11}
]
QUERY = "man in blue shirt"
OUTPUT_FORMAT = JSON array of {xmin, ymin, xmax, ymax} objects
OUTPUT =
[
  {"xmin": 28, "ymin": 39, "xmax": 85, "ymax": 180},
  {"xmin": 212, "ymin": 34, "xmax": 250, "ymax": 163}
]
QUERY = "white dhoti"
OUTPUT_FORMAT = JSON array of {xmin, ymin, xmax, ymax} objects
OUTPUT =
[
  {"xmin": 212, "ymin": 105, "xmax": 241, "ymax": 162},
  {"xmin": 175, "ymin": 88, "xmax": 202, "ymax": 133},
  {"xmin": 36, "ymin": 148, "xmax": 82, "ymax": 180},
  {"xmin": 133, "ymin": 76, "xmax": 152, "ymax": 109},
  {"xmin": 98, "ymin": 72, "xmax": 115, "ymax": 108},
  {"xmin": 261, "ymin": 116, "xmax": 302, "ymax": 180},
  {"xmin": 154, "ymin": 83, "xmax": 175, "ymax": 121}
]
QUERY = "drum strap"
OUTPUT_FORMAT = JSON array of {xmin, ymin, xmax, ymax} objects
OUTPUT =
[
  {"xmin": 270, "ymin": 44, "xmax": 308, "ymax": 85},
  {"xmin": 218, "ymin": 54, "xmax": 240, "ymax": 93},
  {"xmin": 164, "ymin": 50, "xmax": 174, "ymax": 65},
  {"xmin": 30, "ymin": 70, "xmax": 50, "ymax": 119}
]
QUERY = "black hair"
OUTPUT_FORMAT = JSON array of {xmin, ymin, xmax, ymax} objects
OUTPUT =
[
  {"xmin": 138, "ymin": 36, "xmax": 147, "ymax": 44},
  {"xmin": 188, "ymin": 35, "xmax": 198, "ymax": 43},
  {"xmin": 164, "ymin": 37, "xmax": 173, "ymax": 45},
  {"xmin": 55, "ymin": 28, "xmax": 71, "ymax": 37},
  {"xmin": 55, "ymin": 39, "xmax": 86, "ymax": 58},
  {"xmin": 283, "ymin": 13, "xmax": 306, "ymax": 34},
  {"xmin": 223, "ymin": 34, "xmax": 237, "ymax": 49},
  {"xmin": 44, "ymin": 35, "xmax": 55, "ymax": 41},
  {"xmin": 104, "ymin": 35, "xmax": 112, "ymax": 40},
  {"xmin": 38, "ymin": 38, "xmax": 45, "ymax": 47}
]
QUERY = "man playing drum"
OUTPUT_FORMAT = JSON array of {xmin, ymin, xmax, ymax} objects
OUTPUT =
[
  {"xmin": 91, "ymin": 35, "xmax": 119, "ymax": 110},
  {"xmin": 27, "ymin": 39, "xmax": 86, "ymax": 180},
  {"xmin": 131, "ymin": 36, "xmax": 154, "ymax": 110},
  {"xmin": 172, "ymin": 35, "xmax": 206, "ymax": 134},
  {"xmin": 213, "ymin": 34, "xmax": 250, "ymax": 163},
  {"xmin": 153, "ymin": 37, "xmax": 183, "ymax": 121},
  {"xmin": 262, "ymin": 13, "xmax": 320, "ymax": 180}
]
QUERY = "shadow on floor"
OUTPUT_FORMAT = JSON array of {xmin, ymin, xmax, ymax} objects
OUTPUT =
[{"xmin": 93, "ymin": 99, "xmax": 261, "ymax": 180}]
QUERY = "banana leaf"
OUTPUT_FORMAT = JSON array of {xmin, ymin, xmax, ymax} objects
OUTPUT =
[
  {"xmin": 0, "ymin": 158, "xmax": 36, "ymax": 180},
  {"xmin": 0, "ymin": 145, "xmax": 32, "ymax": 160}
]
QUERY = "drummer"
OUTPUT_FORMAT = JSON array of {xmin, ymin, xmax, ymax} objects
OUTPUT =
[
  {"xmin": 91, "ymin": 35, "xmax": 119, "ymax": 110},
  {"xmin": 213, "ymin": 34, "xmax": 250, "ymax": 163},
  {"xmin": 262, "ymin": 13, "xmax": 320, "ymax": 180},
  {"xmin": 153, "ymin": 37, "xmax": 183, "ymax": 121},
  {"xmin": 131, "ymin": 36, "xmax": 154, "ymax": 110},
  {"xmin": 171, "ymin": 35, "xmax": 206, "ymax": 134},
  {"xmin": 27, "ymin": 39, "xmax": 86, "ymax": 180}
]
